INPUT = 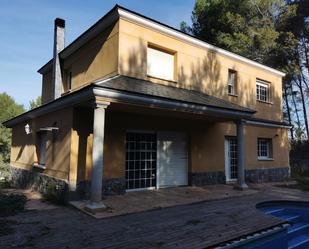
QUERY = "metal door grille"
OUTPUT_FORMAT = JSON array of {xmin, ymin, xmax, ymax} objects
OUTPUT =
[
  {"xmin": 228, "ymin": 138, "xmax": 238, "ymax": 179},
  {"xmin": 125, "ymin": 132, "xmax": 157, "ymax": 190}
]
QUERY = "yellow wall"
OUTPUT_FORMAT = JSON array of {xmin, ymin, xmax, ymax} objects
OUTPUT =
[
  {"xmin": 41, "ymin": 70, "xmax": 53, "ymax": 104},
  {"xmin": 71, "ymin": 109, "xmax": 289, "ymax": 181},
  {"xmin": 41, "ymin": 17, "xmax": 283, "ymax": 121},
  {"xmin": 118, "ymin": 18, "xmax": 283, "ymax": 122},
  {"xmin": 41, "ymin": 21, "xmax": 119, "ymax": 102},
  {"xmin": 10, "ymin": 108, "xmax": 73, "ymax": 180}
]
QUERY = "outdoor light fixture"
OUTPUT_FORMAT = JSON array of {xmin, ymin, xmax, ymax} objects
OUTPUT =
[{"xmin": 24, "ymin": 123, "xmax": 31, "ymax": 135}]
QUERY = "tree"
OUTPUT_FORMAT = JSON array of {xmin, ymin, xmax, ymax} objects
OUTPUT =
[
  {"xmin": 0, "ymin": 93, "xmax": 25, "ymax": 165},
  {"xmin": 181, "ymin": 0, "xmax": 284, "ymax": 64},
  {"xmin": 29, "ymin": 96, "xmax": 41, "ymax": 110},
  {"xmin": 182, "ymin": 0, "xmax": 309, "ymax": 140}
]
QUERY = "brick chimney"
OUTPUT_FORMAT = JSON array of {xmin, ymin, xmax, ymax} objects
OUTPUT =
[{"xmin": 52, "ymin": 18, "xmax": 65, "ymax": 100}]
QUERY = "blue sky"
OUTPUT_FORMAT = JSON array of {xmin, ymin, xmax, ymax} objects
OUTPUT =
[{"xmin": 0, "ymin": 0, "xmax": 194, "ymax": 109}]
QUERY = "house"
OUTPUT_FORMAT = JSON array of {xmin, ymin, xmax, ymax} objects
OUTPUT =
[{"xmin": 3, "ymin": 5, "xmax": 290, "ymax": 212}]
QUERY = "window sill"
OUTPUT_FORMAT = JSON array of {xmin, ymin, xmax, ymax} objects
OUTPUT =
[
  {"xmin": 257, "ymin": 158, "xmax": 274, "ymax": 161},
  {"xmin": 33, "ymin": 163, "xmax": 46, "ymax": 170},
  {"xmin": 61, "ymin": 90, "xmax": 71, "ymax": 96},
  {"xmin": 147, "ymin": 74, "xmax": 177, "ymax": 84},
  {"xmin": 228, "ymin": 93, "xmax": 238, "ymax": 97},
  {"xmin": 257, "ymin": 99, "xmax": 273, "ymax": 105}
]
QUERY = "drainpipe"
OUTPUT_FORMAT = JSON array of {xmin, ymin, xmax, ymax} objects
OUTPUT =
[{"xmin": 52, "ymin": 18, "xmax": 65, "ymax": 100}]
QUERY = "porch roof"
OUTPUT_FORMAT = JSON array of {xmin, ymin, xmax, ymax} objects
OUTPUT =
[
  {"xmin": 3, "ymin": 75, "xmax": 256, "ymax": 128},
  {"xmin": 94, "ymin": 75, "xmax": 255, "ymax": 115}
]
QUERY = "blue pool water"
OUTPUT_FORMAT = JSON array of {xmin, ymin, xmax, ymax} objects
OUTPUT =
[
  {"xmin": 217, "ymin": 201, "xmax": 309, "ymax": 249},
  {"xmin": 257, "ymin": 201, "xmax": 309, "ymax": 249}
]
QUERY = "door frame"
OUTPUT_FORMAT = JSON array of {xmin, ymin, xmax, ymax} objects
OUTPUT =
[
  {"xmin": 156, "ymin": 131, "xmax": 188, "ymax": 189},
  {"xmin": 224, "ymin": 136, "xmax": 238, "ymax": 183}
]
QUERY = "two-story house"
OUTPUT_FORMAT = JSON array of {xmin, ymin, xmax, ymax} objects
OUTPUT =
[{"xmin": 3, "ymin": 5, "xmax": 290, "ymax": 212}]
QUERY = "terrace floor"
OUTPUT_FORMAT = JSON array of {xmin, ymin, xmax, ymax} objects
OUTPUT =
[{"xmin": 1, "ymin": 182, "xmax": 309, "ymax": 249}]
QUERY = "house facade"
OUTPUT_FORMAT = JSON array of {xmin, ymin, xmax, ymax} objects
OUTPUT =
[{"xmin": 4, "ymin": 5, "xmax": 290, "ymax": 209}]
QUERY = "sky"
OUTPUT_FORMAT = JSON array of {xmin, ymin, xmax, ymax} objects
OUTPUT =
[{"xmin": 0, "ymin": 0, "xmax": 194, "ymax": 109}]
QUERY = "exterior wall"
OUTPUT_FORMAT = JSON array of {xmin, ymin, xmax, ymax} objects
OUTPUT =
[
  {"xmin": 40, "ymin": 21, "xmax": 119, "ymax": 102},
  {"xmin": 41, "ymin": 70, "xmax": 53, "ymax": 104},
  {"xmin": 190, "ymin": 122, "xmax": 289, "ymax": 173},
  {"xmin": 10, "ymin": 108, "xmax": 74, "ymax": 180},
  {"xmin": 71, "ymin": 110, "xmax": 289, "ymax": 187},
  {"xmin": 62, "ymin": 21, "xmax": 119, "ymax": 90},
  {"xmin": 118, "ymin": 18, "xmax": 283, "ymax": 122}
]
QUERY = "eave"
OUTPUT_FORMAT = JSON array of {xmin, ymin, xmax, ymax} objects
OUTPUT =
[{"xmin": 37, "ymin": 5, "xmax": 286, "ymax": 77}]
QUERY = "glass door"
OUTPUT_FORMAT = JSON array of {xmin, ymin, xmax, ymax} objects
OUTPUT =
[
  {"xmin": 125, "ymin": 132, "xmax": 157, "ymax": 190},
  {"xmin": 225, "ymin": 137, "xmax": 238, "ymax": 182}
]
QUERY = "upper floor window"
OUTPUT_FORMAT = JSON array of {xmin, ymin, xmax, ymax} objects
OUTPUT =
[
  {"xmin": 256, "ymin": 79, "xmax": 270, "ymax": 102},
  {"xmin": 147, "ymin": 46, "xmax": 175, "ymax": 81},
  {"xmin": 257, "ymin": 138, "xmax": 272, "ymax": 160},
  {"xmin": 66, "ymin": 71, "xmax": 72, "ymax": 92},
  {"xmin": 228, "ymin": 69, "xmax": 237, "ymax": 95}
]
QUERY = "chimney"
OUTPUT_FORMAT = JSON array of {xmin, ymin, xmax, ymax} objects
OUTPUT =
[{"xmin": 52, "ymin": 18, "xmax": 65, "ymax": 100}]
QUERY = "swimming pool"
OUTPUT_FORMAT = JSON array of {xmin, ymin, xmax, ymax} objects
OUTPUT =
[{"xmin": 216, "ymin": 201, "xmax": 309, "ymax": 249}]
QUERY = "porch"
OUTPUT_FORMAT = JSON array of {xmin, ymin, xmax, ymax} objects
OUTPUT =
[
  {"xmin": 70, "ymin": 75, "xmax": 256, "ymax": 212},
  {"xmin": 70, "ymin": 184, "xmax": 258, "ymax": 218}
]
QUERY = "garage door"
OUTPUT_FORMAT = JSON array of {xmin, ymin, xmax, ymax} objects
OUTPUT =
[{"xmin": 157, "ymin": 131, "xmax": 188, "ymax": 187}]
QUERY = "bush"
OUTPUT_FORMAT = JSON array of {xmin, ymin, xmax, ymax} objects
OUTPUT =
[
  {"xmin": 0, "ymin": 161, "xmax": 11, "ymax": 189},
  {"xmin": 42, "ymin": 183, "xmax": 67, "ymax": 205},
  {"xmin": 0, "ymin": 193, "xmax": 27, "ymax": 216}
]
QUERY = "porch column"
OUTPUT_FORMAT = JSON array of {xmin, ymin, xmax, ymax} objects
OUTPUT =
[
  {"xmin": 85, "ymin": 101, "xmax": 109, "ymax": 212},
  {"xmin": 236, "ymin": 120, "xmax": 248, "ymax": 190}
]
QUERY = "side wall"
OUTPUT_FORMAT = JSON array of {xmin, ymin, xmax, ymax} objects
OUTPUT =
[
  {"xmin": 72, "ymin": 109, "xmax": 289, "ymax": 194},
  {"xmin": 41, "ymin": 21, "xmax": 119, "ymax": 104},
  {"xmin": 10, "ymin": 108, "xmax": 73, "ymax": 180},
  {"xmin": 118, "ymin": 18, "xmax": 283, "ymax": 122}
]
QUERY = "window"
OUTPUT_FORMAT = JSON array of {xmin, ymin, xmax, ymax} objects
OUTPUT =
[
  {"xmin": 125, "ymin": 132, "xmax": 157, "ymax": 189},
  {"xmin": 228, "ymin": 70, "xmax": 237, "ymax": 95},
  {"xmin": 147, "ymin": 46, "xmax": 175, "ymax": 81},
  {"xmin": 66, "ymin": 72, "xmax": 72, "ymax": 91},
  {"xmin": 256, "ymin": 79, "xmax": 270, "ymax": 102},
  {"xmin": 257, "ymin": 138, "xmax": 272, "ymax": 159},
  {"xmin": 37, "ymin": 132, "xmax": 47, "ymax": 165}
]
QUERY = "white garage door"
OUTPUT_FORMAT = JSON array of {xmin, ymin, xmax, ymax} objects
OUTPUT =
[{"xmin": 157, "ymin": 131, "xmax": 188, "ymax": 187}]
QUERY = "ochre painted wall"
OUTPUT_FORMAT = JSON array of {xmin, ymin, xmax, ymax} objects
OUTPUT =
[
  {"xmin": 41, "ymin": 70, "xmax": 53, "ymax": 104},
  {"xmin": 190, "ymin": 122, "xmax": 289, "ymax": 173},
  {"xmin": 63, "ymin": 21, "xmax": 119, "ymax": 90},
  {"xmin": 118, "ymin": 18, "xmax": 283, "ymax": 122},
  {"xmin": 10, "ymin": 108, "xmax": 73, "ymax": 180},
  {"xmin": 70, "ymin": 109, "xmax": 289, "ymax": 181},
  {"xmin": 41, "ymin": 21, "xmax": 119, "ymax": 101}
]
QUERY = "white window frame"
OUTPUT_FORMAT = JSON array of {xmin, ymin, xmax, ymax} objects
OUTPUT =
[
  {"xmin": 147, "ymin": 46, "xmax": 175, "ymax": 81},
  {"xmin": 228, "ymin": 70, "xmax": 237, "ymax": 95},
  {"xmin": 256, "ymin": 79, "xmax": 270, "ymax": 102},
  {"xmin": 257, "ymin": 138, "xmax": 272, "ymax": 160}
]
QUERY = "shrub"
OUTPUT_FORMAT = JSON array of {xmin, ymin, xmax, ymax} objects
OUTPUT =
[
  {"xmin": 0, "ymin": 161, "xmax": 11, "ymax": 189},
  {"xmin": 42, "ymin": 183, "xmax": 67, "ymax": 205},
  {"xmin": 0, "ymin": 193, "xmax": 27, "ymax": 216}
]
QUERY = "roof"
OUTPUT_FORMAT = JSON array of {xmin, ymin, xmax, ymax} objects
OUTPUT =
[
  {"xmin": 94, "ymin": 75, "xmax": 255, "ymax": 114},
  {"xmin": 38, "ymin": 5, "xmax": 285, "ymax": 77},
  {"xmin": 3, "ymin": 74, "xmax": 255, "ymax": 128}
]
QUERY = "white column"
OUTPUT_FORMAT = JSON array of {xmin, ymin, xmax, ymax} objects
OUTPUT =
[
  {"xmin": 85, "ymin": 102, "xmax": 109, "ymax": 212},
  {"xmin": 236, "ymin": 120, "xmax": 248, "ymax": 190}
]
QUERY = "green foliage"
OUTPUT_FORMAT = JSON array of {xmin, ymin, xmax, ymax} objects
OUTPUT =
[
  {"xmin": 181, "ymin": 0, "xmax": 285, "ymax": 64},
  {"xmin": 0, "ymin": 93, "xmax": 24, "ymax": 188},
  {"xmin": 0, "ymin": 192, "xmax": 27, "ymax": 216},
  {"xmin": 29, "ymin": 96, "xmax": 41, "ymax": 110},
  {"xmin": 43, "ymin": 183, "xmax": 67, "ymax": 205},
  {"xmin": 0, "ymin": 93, "xmax": 25, "ymax": 164}
]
